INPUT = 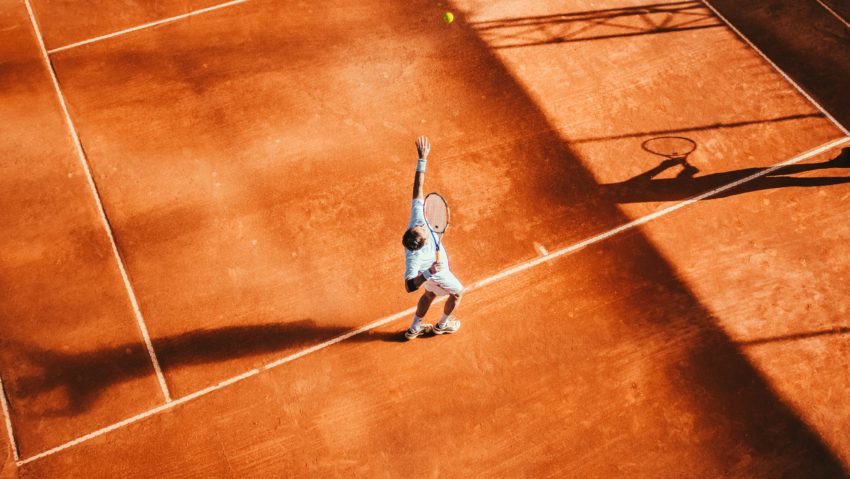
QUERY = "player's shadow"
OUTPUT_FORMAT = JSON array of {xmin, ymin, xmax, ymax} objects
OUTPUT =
[
  {"xmin": 602, "ymin": 147, "xmax": 850, "ymax": 203},
  {"xmin": 3, "ymin": 320, "xmax": 403, "ymax": 417}
]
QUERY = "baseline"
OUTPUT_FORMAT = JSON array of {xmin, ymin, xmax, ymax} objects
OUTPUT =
[{"xmin": 16, "ymin": 135, "xmax": 849, "ymax": 467}]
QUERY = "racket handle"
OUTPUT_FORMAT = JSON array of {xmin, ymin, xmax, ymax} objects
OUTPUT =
[{"xmin": 436, "ymin": 250, "xmax": 441, "ymax": 263}]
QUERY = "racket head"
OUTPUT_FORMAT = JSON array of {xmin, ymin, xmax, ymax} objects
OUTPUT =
[
  {"xmin": 641, "ymin": 136, "xmax": 697, "ymax": 159},
  {"xmin": 423, "ymin": 192, "xmax": 450, "ymax": 236}
]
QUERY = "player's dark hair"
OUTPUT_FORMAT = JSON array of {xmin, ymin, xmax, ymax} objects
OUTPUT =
[{"xmin": 402, "ymin": 228, "xmax": 426, "ymax": 251}]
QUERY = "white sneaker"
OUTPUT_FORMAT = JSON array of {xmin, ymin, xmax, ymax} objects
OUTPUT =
[
  {"xmin": 434, "ymin": 317, "xmax": 461, "ymax": 335},
  {"xmin": 405, "ymin": 323, "xmax": 433, "ymax": 340}
]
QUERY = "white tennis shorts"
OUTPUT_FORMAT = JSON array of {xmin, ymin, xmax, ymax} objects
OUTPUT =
[{"xmin": 423, "ymin": 270, "xmax": 464, "ymax": 296}]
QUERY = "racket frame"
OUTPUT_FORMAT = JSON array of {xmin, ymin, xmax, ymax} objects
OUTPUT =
[{"xmin": 423, "ymin": 192, "xmax": 450, "ymax": 262}]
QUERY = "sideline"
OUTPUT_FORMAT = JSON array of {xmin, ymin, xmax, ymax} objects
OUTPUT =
[{"xmin": 23, "ymin": 0, "xmax": 172, "ymax": 402}]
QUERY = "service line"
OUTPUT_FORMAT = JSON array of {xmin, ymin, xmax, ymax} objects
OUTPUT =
[
  {"xmin": 38, "ymin": 0, "xmax": 850, "ymax": 142},
  {"xmin": 47, "ymin": 0, "xmax": 247, "ymax": 54},
  {"xmin": 37, "ymin": 0, "xmax": 849, "ymax": 139},
  {"xmin": 16, "ymin": 135, "xmax": 850, "ymax": 467}
]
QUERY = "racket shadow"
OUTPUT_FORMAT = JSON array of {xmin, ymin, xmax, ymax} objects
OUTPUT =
[{"xmin": 602, "ymin": 146, "xmax": 850, "ymax": 203}]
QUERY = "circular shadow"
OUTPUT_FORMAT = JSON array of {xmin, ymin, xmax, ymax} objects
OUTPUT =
[{"xmin": 641, "ymin": 136, "xmax": 697, "ymax": 158}]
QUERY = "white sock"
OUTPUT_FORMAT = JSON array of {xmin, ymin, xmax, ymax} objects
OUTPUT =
[
  {"xmin": 410, "ymin": 315, "xmax": 423, "ymax": 331},
  {"xmin": 438, "ymin": 314, "xmax": 451, "ymax": 326}
]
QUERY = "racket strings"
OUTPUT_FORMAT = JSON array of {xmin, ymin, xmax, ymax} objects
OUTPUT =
[{"xmin": 424, "ymin": 195, "xmax": 449, "ymax": 233}]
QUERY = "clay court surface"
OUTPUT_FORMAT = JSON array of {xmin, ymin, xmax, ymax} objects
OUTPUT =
[{"xmin": 1, "ymin": 0, "xmax": 850, "ymax": 476}]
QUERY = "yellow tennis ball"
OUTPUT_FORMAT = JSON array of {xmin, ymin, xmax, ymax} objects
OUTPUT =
[{"xmin": 443, "ymin": 11, "xmax": 454, "ymax": 24}]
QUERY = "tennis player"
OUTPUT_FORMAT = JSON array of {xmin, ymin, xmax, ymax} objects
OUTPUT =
[{"xmin": 402, "ymin": 136, "xmax": 464, "ymax": 340}]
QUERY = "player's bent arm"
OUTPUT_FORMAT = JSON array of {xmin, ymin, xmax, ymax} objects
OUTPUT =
[
  {"xmin": 404, "ymin": 262, "xmax": 440, "ymax": 292},
  {"xmin": 404, "ymin": 273, "xmax": 427, "ymax": 292},
  {"xmin": 632, "ymin": 158, "xmax": 683, "ymax": 182}
]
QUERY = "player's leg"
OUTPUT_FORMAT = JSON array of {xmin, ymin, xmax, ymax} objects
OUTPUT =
[
  {"xmin": 443, "ymin": 291, "xmax": 462, "ymax": 316},
  {"xmin": 405, "ymin": 290, "xmax": 437, "ymax": 340},
  {"xmin": 416, "ymin": 289, "xmax": 437, "ymax": 318},
  {"xmin": 431, "ymin": 272, "xmax": 464, "ymax": 335}
]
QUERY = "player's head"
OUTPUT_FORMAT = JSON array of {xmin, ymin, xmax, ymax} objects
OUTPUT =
[{"xmin": 402, "ymin": 226, "xmax": 428, "ymax": 251}]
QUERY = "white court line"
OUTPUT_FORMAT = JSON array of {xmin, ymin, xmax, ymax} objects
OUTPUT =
[
  {"xmin": 17, "ymin": 308, "xmax": 418, "ymax": 466},
  {"xmin": 472, "ymin": 136, "xmax": 849, "ymax": 290},
  {"xmin": 15, "ymin": 135, "xmax": 849, "ymax": 467},
  {"xmin": 46, "ymin": 0, "xmax": 247, "ymax": 54},
  {"xmin": 262, "ymin": 307, "xmax": 418, "ymax": 370},
  {"xmin": 815, "ymin": 0, "xmax": 850, "ymax": 30},
  {"xmin": 700, "ymin": 0, "xmax": 850, "ymax": 136},
  {"xmin": 0, "ymin": 375, "xmax": 20, "ymax": 461},
  {"xmin": 23, "ymin": 0, "xmax": 172, "ymax": 402},
  {"xmin": 18, "ymin": 370, "xmax": 259, "ymax": 465}
]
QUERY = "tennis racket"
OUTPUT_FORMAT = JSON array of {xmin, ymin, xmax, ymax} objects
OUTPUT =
[{"xmin": 423, "ymin": 192, "xmax": 450, "ymax": 263}]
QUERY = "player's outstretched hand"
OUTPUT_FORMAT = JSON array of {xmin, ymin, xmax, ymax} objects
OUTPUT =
[
  {"xmin": 428, "ymin": 261, "xmax": 442, "ymax": 275},
  {"xmin": 416, "ymin": 136, "xmax": 431, "ymax": 160}
]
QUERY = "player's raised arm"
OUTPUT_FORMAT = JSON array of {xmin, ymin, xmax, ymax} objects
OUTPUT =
[{"xmin": 412, "ymin": 136, "xmax": 430, "ymax": 200}]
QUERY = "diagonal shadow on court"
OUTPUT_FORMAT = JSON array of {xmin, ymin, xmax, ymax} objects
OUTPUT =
[
  {"xmin": 449, "ymin": 6, "xmax": 850, "ymax": 475},
  {"xmin": 704, "ymin": 0, "xmax": 850, "ymax": 130}
]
